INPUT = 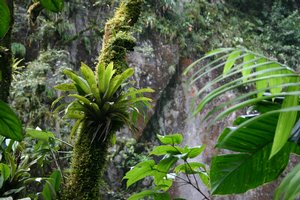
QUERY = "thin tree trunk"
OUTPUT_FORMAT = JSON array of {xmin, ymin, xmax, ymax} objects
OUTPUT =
[{"xmin": 0, "ymin": 0, "xmax": 13, "ymax": 102}]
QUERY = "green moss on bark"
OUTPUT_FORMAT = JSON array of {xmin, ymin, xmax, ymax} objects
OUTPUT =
[
  {"xmin": 98, "ymin": 0, "xmax": 143, "ymax": 73},
  {"xmin": 63, "ymin": 122, "xmax": 110, "ymax": 200}
]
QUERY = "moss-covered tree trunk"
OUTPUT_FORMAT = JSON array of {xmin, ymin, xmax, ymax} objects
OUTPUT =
[
  {"xmin": 0, "ymin": 0, "xmax": 13, "ymax": 102},
  {"xmin": 62, "ymin": 1, "xmax": 143, "ymax": 199}
]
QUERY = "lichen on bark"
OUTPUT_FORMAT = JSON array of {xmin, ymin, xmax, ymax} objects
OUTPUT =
[{"xmin": 98, "ymin": 0, "xmax": 143, "ymax": 73}]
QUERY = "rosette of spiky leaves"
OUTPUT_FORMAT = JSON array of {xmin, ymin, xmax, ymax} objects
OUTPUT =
[{"xmin": 53, "ymin": 62, "xmax": 153, "ymax": 143}]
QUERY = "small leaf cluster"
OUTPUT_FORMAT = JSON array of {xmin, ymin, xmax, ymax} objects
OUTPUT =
[
  {"xmin": 0, "ymin": 128, "xmax": 62, "ymax": 199},
  {"xmin": 123, "ymin": 133, "xmax": 209, "ymax": 200},
  {"xmin": 54, "ymin": 62, "xmax": 153, "ymax": 143}
]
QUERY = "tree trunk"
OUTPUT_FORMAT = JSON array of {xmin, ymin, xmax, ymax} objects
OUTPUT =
[
  {"xmin": 0, "ymin": 0, "xmax": 13, "ymax": 102},
  {"xmin": 62, "ymin": 0, "xmax": 143, "ymax": 199},
  {"xmin": 63, "ymin": 122, "xmax": 109, "ymax": 200}
]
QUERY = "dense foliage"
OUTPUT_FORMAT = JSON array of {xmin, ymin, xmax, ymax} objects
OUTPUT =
[{"xmin": 1, "ymin": 0, "xmax": 300, "ymax": 199}]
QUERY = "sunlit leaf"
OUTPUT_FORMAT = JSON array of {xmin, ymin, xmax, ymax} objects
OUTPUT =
[
  {"xmin": 223, "ymin": 50, "xmax": 241, "ymax": 74},
  {"xmin": 186, "ymin": 145, "xmax": 205, "ymax": 158},
  {"xmin": 26, "ymin": 128, "xmax": 54, "ymax": 141},
  {"xmin": 150, "ymin": 145, "xmax": 182, "ymax": 156},
  {"xmin": 157, "ymin": 134, "xmax": 183, "ymax": 145},
  {"xmin": 123, "ymin": 160, "xmax": 155, "ymax": 188},
  {"xmin": 174, "ymin": 162, "xmax": 206, "ymax": 174},
  {"xmin": 270, "ymin": 80, "xmax": 299, "ymax": 158},
  {"xmin": 242, "ymin": 53, "xmax": 255, "ymax": 83}
]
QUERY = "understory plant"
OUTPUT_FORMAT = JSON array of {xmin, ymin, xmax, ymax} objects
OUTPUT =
[
  {"xmin": 53, "ymin": 62, "xmax": 153, "ymax": 199},
  {"xmin": 184, "ymin": 48, "xmax": 300, "ymax": 199},
  {"xmin": 0, "ymin": 100, "xmax": 62, "ymax": 199},
  {"xmin": 124, "ymin": 133, "xmax": 209, "ymax": 200}
]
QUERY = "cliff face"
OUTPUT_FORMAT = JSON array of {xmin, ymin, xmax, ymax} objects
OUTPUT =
[{"xmin": 10, "ymin": 0, "xmax": 300, "ymax": 199}]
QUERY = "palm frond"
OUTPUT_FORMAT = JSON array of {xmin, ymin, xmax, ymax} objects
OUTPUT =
[{"xmin": 186, "ymin": 47, "xmax": 300, "ymax": 158}]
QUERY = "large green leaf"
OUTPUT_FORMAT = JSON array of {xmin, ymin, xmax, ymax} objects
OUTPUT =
[
  {"xmin": 0, "ymin": 100, "xmax": 23, "ymax": 141},
  {"xmin": 63, "ymin": 69, "xmax": 91, "ymax": 95},
  {"xmin": 242, "ymin": 53, "xmax": 255, "ymax": 83},
  {"xmin": 153, "ymin": 156, "xmax": 178, "ymax": 185},
  {"xmin": 216, "ymin": 114, "xmax": 278, "ymax": 152},
  {"xmin": 40, "ymin": 0, "xmax": 64, "ymax": 12},
  {"xmin": 211, "ymin": 113, "xmax": 297, "ymax": 194},
  {"xmin": 150, "ymin": 145, "xmax": 182, "ymax": 156},
  {"xmin": 210, "ymin": 144, "xmax": 291, "ymax": 195},
  {"xmin": 270, "ymin": 80, "xmax": 299, "ymax": 158},
  {"xmin": 26, "ymin": 128, "xmax": 54, "ymax": 141},
  {"xmin": 80, "ymin": 62, "xmax": 99, "ymax": 103},
  {"xmin": 0, "ymin": 0, "xmax": 10, "ymax": 38},
  {"xmin": 223, "ymin": 50, "xmax": 241, "ymax": 74}
]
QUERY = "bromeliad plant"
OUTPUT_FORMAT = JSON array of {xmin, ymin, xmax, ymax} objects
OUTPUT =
[
  {"xmin": 54, "ymin": 62, "xmax": 153, "ymax": 144},
  {"xmin": 53, "ymin": 62, "xmax": 153, "ymax": 199},
  {"xmin": 185, "ymin": 48, "xmax": 300, "ymax": 198},
  {"xmin": 124, "ymin": 133, "xmax": 210, "ymax": 200}
]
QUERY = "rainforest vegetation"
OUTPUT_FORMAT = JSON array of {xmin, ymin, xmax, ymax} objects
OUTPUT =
[{"xmin": 0, "ymin": 0, "xmax": 300, "ymax": 199}]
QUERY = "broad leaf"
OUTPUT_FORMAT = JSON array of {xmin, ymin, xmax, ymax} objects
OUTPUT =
[
  {"xmin": 0, "ymin": 100, "xmax": 23, "ymax": 141},
  {"xmin": 40, "ymin": 0, "xmax": 64, "ymax": 12},
  {"xmin": 150, "ymin": 145, "xmax": 182, "ymax": 156},
  {"xmin": 0, "ymin": 163, "xmax": 10, "ymax": 188},
  {"xmin": 80, "ymin": 62, "xmax": 99, "ymax": 102},
  {"xmin": 63, "ymin": 69, "xmax": 91, "ymax": 95},
  {"xmin": 106, "ymin": 68, "xmax": 134, "ymax": 99},
  {"xmin": 223, "ymin": 50, "xmax": 241, "ymax": 74},
  {"xmin": 157, "ymin": 134, "xmax": 183, "ymax": 145},
  {"xmin": 0, "ymin": 0, "xmax": 10, "ymax": 38},
  {"xmin": 26, "ymin": 128, "xmax": 54, "ymax": 141},
  {"xmin": 255, "ymin": 58, "xmax": 268, "ymax": 97},
  {"xmin": 186, "ymin": 145, "xmax": 205, "ymax": 159},
  {"xmin": 154, "ymin": 156, "xmax": 178, "ymax": 185},
  {"xmin": 42, "ymin": 170, "xmax": 62, "ymax": 200},
  {"xmin": 211, "ymin": 113, "xmax": 296, "ymax": 194},
  {"xmin": 216, "ymin": 114, "xmax": 278, "ymax": 152},
  {"xmin": 124, "ymin": 160, "xmax": 155, "ymax": 188},
  {"xmin": 174, "ymin": 162, "xmax": 206, "ymax": 174},
  {"xmin": 270, "ymin": 80, "xmax": 299, "ymax": 158},
  {"xmin": 242, "ymin": 53, "xmax": 255, "ymax": 83},
  {"xmin": 211, "ymin": 143, "xmax": 291, "ymax": 194}
]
